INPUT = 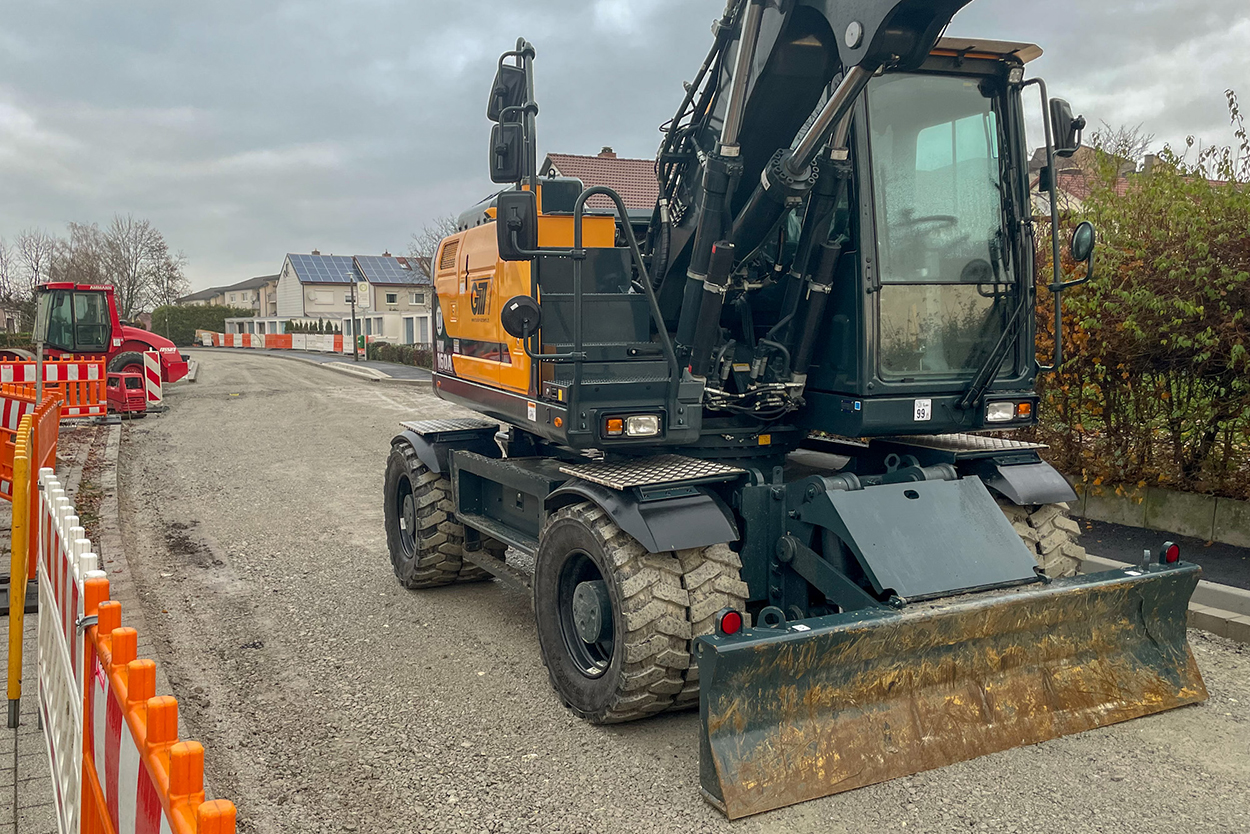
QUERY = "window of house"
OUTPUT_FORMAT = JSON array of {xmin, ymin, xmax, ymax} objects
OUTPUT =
[
  {"xmin": 385, "ymin": 292, "xmax": 398, "ymax": 305},
  {"xmin": 418, "ymin": 316, "xmax": 429, "ymax": 343},
  {"xmin": 404, "ymin": 317, "xmax": 415, "ymax": 344},
  {"xmin": 364, "ymin": 318, "xmax": 373, "ymax": 336},
  {"xmin": 229, "ymin": 293, "xmax": 236, "ymax": 303},
  {"xmin": 374, "ymin": 317, "xmax": 383, "ymax": 334},
  {"xmin": 410, "ymin": 292, "xmax": 425, "ymax": 305}
]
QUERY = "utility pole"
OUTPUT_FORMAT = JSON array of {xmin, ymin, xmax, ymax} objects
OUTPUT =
[{"xmin": 348, "ymin": 285, "xmax": 359, "ymax": 362}]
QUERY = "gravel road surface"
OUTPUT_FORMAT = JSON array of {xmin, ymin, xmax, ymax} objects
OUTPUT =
[{"xmin": 118, "ymin": 352, "xmax": 1250, "ymax": 834}]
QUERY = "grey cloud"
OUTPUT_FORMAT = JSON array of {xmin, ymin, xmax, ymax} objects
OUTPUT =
[{"xmin": 1, "ymin": 0, "xmax": 1246, "ymax": 291}]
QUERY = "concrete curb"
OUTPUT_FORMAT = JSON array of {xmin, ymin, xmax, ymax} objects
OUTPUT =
[
  {"xmin": 1070, "ymin": 481, "xmax": 1250, "ymax": 549},
  {"xmin": 185, "ymin": 359, "xmax": 199, "ymax": 383},
  {"xmin": 1082, "ymin": 552, "xmax": 1250, "ymax": 644},
  {"xmin": 96, "ymin": 423, "xmax": 176, "ymax": 698}
]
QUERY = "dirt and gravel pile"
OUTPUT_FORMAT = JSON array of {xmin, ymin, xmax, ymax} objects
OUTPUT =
[{"xmin": 113, "ymin": 352, "xmax": 1250, "ymax": 834}]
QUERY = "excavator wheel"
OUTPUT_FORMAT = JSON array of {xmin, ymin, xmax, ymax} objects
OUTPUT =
[
  {"xmin": 533, "ymin": 502, "xmax": 689, "ymax": 723},
  {"xmin": 997, "ymin": 498, "xmax": 1085, "ymax": 578},
  {"xmin": 383, "ymin": 443, "xmax": 500, "ymax": 588},
  {"xmin": 108, "ymin": 351, "xmax": 147, "ymax": 376},
  {"xmin": 672, "ymin": 543, "xmax": 748, "ymax": 710}
]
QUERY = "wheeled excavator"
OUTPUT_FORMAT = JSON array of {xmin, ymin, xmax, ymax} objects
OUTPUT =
[{"xmin": 384, "ymin": 0, "xmax": 1206, "ymax": 818}]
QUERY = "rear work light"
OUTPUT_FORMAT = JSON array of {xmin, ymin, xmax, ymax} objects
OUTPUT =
[
  {"xmin": 625, "ymin": 415, "xmax": 659, "ymax": 437},
  {"xmin": 986, "ymin": 402, "xmax": 1015, "ymax": 422},
  {"xmin": 986, "ymin": 401, "xmax": 1035, "ymax": 423},
  {"xmin": 602, "ymin": 414, "xmax": 660, "ymax": 439}
]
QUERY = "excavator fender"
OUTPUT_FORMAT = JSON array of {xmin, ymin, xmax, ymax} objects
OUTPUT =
[
  {"xmin": 546, "ymin": 480, "xmax": 739, "ymax": 554},
  {"xmin": 392, "ymin": 424, "xmax": 498, "ymax": 475},
  {"xmin": 968, "ymin": 458, "xmax": 1078, "ymax": 506}
]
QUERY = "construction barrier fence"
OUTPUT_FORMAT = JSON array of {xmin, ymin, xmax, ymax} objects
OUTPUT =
[
  {"xmin": 31, "ymin": 467, "xmax": 237, "ymax": 833},
  {"xmin": 0, "ymin": 358, "xmax": 108, "ymax": 419},
  {"xmin": 196, "ymin": 330, "xmax": 379, "ymax": 356}
]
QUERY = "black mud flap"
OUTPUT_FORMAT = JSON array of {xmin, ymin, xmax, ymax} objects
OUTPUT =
[{"xmin": 696, "ymin": 564, "xmax": 1207, "ymax": 819}]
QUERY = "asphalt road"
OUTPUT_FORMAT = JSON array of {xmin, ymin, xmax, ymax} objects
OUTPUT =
[{"xmin": 117, "ymin": 352, "xmax": 1250, "ymax": 834}]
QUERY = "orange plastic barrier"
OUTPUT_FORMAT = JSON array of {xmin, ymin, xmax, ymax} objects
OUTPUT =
[
  {"xmin": 0, "ymin": 386, "xmax": 60, "ymax": 507},
  {"xmin": 84, "ymin": 585, "xmax": 237, "ymax": 834},
  {"xmin": 0, "ymin": 358, "xmax": 107, "ymax": 418}
]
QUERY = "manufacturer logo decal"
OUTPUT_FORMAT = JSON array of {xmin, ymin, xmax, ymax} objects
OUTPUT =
[{"xmin": 470, "ymin": 278, "xmax": 491, "ymax": 317}]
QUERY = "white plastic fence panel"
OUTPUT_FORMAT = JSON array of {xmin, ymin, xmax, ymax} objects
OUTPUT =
[{"xmin": 36, "ymin": 468, "xmax": 107, "ymax": 834}]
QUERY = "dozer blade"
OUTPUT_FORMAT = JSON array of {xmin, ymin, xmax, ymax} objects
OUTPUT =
[{"xmin": 696, "ymin": 564, "xmax": 1207, "ymax": 819}]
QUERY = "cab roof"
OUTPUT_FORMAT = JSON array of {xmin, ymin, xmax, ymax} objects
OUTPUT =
[{"xmin": 932, "ymin": 37, "xmax": 1043, "ymax": 65}]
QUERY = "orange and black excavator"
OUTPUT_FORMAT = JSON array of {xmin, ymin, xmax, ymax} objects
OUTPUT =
[{"xmin": 385, "ymin": 0, "xmax": 1205, "ymax": 818}]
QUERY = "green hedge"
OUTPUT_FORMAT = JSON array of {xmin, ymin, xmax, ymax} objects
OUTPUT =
[
  {"xmin": 367, "ymin": 342, "xmax": 433, "ymax": 369},
  {"xmin": 149, "ymin": 305, "xmax": 255, "ymax": 347},
  {"xmin": 0, "ymin": 332, "xmax": 34, "ymax": 352}
]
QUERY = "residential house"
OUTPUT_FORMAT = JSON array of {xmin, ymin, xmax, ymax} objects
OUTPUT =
[
  {"xmin": 221, "ymin": 274, "xmax": 278, "ymax": 313},
  {"xmin": 176, "ymin": 286, "xmax": 226, "ymax": 307},
  {"xmin": 264, "ymin": 251, "xmax": 432, "ymax": 344},
  {"xmin": 539, "ymin": 147, "xmax": 659, "ymax": 226}
]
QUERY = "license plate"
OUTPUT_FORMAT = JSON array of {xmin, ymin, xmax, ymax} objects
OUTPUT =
[{"xmin": 913, "ymin": 399, "xmax": 932, "ymax": 421}]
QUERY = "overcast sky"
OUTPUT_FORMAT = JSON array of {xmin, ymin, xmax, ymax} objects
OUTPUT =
[{"xmin": 2, "ymin": 0, "xmax": 1248, "ymax": 291}]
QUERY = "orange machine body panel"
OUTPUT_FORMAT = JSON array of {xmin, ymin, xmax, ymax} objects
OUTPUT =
[{"xmin": 433, "ymin": 195, "xmax": 615, "ymax": 396}]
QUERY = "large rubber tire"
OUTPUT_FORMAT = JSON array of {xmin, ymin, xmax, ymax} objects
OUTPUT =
[
  {"xmin": 108, "ymin": 351, "xmax": 147, "ymax": 375},
  {"xmin": 672, "ymin": 544, "xmax": 748, "ymax": 710},
  {"xmin": 533, "ymin": 503, "xmax": 690, "ymax": 723},
  {"xmin": 383, "ymin": 444, "xmax": 501, "ymax": 588},
  {"xmin": 997, "ymin": 498, "xmax": 1085, "ymax": 578}
]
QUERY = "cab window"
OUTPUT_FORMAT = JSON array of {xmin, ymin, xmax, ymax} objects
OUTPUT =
[
  {"xmin": 73, "ymin": 292, "xmax": 110, "ymax": 351},
  {"xmin": 45, "ymin": 291, "xmax": 74, "ymax": 351}
]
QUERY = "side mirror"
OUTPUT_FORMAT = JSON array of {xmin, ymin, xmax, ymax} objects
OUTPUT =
[
  {"xmin": 496, "ymin": 189, "xmax": 538, "ymax": 261},
  {"xmin": 1050, "ymin": 98, "xmax": 1086, "ymax": 158},
  {"xmin": 489, "ymin": 122, "xmax": 525, "ymax": 184},
  {"xmin": 487, "ymin": 64, "xmax": 527, "ymax": 123},
  {"xmin": 500, "ymin": 295, "xmax": 542, "ymax": 339},
  {"xmin": 1054, "ymin": 220, "xmax": 1096, "ymax": 292},
  {"xmin": 1070, "ymin": 221, "xmax": 1095, "ymax": 263}
]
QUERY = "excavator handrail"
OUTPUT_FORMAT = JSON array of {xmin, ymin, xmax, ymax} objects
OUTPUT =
[{"xmin": 511, "ymin": 185, "xmax": 682, "ymax": 404}]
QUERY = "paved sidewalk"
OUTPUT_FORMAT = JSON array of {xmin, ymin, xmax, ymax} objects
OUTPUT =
[{"xmin": 2, "ymin": 613, "xmax": 58, "ymax": 834}]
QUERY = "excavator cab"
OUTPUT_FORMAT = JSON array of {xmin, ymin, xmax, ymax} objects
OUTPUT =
[{"xmin": 387, "ymin": 0, "xmax": 1203, "ymax": 821}]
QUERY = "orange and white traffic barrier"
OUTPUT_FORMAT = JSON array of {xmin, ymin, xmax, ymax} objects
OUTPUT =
[
  {"xmin": 143, "ymin": 352, "xmax": 164, "ymax": 407},
  {"xmin": 0, "ymin": 359, "xmax": 107, "ymax": 419},
  {"xmin": 30, "ymin": 467, "xmax": 237, "ymax": 833}
]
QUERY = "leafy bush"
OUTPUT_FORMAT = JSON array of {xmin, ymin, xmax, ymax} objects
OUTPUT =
[
  {"xmin": 150, "ymin": 305, "xmax": 254, "ymax": 346},
  {"xmin": 367, "ymin": 341, "xmax": 433, "ymax": 369},
  {"xmin": 1034, "ymin": 95, "xmax": 1250, "ymax": 498}
]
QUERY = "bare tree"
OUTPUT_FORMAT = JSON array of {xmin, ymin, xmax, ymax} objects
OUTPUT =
[
  {"xmin": 14, "ymin": 228, "xmax": 56, "ymax": 327},
  {"xmin": 149, "ymin": 248, "xmax": 189, "ymax": 309},
  {"xmin": 407, "ymin": 215, "xmax": 460, "ymax": 281},
  {"xmin": 103, "ymin": 214, "xmax": 171, "ymax": 318},
  {"xmin": 52, "ymin": 222, "xmax": 108, "ymax": 285},
  {"xmin": 0, "ymin": 237, "xmax": 15, "ymax": 302},
  {"xmin": 1090, "ymin": 122, "xmax": 1156, "ymax": 172}
]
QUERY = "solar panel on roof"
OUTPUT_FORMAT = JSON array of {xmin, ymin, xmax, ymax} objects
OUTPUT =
[
  {"xmin": 287, "ymin": 254, "xmax": 359, "ymax": 284},
  {"xmin": 354, "ymin": 256, "xmax": 427, "ymax": 286}
]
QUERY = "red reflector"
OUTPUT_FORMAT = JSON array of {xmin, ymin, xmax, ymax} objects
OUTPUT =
[
  {"xmin": 1165, "ymin": 543, "xmax": 1181, "ymax": 564},
  {"xmin": 717, "ymin": 609, "xmax": 743, "ymax": 636}
]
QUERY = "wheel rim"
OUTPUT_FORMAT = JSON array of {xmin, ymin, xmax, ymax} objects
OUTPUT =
[
  {"xmin": 395, "ymin": 475, "xmax": 416, "ymax": 559},
  {"xmin": 556, "ymin": 550, "xmax": 615, "ymax": 678},
  {"xmin": 123, "ymin": 363, "xmax": 143, "ymax": 375}
]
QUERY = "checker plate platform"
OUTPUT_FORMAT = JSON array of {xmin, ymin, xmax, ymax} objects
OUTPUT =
[
  {"xmin": 401, "ymin": 417, "xmax": 499, "ymax": 435},
  {"xmin": 560, "ymin": 455, "xmax": 744, "ymax": 490}
]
